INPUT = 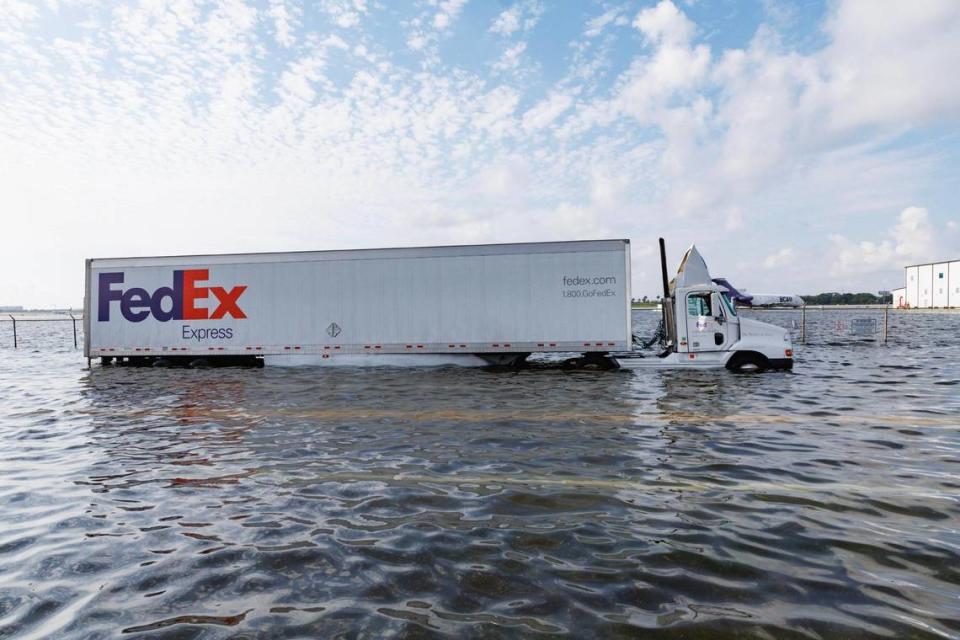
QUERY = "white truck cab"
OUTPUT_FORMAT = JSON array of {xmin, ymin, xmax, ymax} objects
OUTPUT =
[{"xmin": 613, "ymin": 241, "xmax": 793, "ymax": 371}]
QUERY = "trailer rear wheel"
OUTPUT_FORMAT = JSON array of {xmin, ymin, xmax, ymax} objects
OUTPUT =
[{"xmin": 726, "ymin": 351, "xmax": 769, "ymax": 373}]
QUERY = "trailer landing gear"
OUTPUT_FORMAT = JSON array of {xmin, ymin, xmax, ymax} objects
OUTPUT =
[{"xmin": 477, "ymin": 353, "xmax": 530, "ymax": 368}]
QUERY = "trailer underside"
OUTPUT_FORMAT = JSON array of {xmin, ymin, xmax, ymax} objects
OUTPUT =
[{"xmin": 96, "ymin": 351, "xmax": 625, "ymax": 369}]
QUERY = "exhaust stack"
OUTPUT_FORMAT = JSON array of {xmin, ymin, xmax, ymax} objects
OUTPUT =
[
  {"xmin": 658, "ymin": 238, "xmax": 677, "ymax": 351},
  {"xmin": 659, "ymin": 237, "xmax": 670, "ymax": 300}
]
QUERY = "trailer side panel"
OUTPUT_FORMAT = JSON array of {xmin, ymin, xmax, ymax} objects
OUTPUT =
[{"xmin": 87, "ymin": 241, "xmax": 630, "ymax": 358}]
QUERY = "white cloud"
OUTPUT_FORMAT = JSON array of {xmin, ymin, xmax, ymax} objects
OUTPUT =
[
  {"xmin": 830, "ymin": 207, "xmax": 939, "ymax": 275},
  {"xmin": 321, "ymin": 0, "xmax": 367, "ymax": 29},
  {"xmin": 522, "ymin": 91, "xmax": 574, "ymax": 132},
  {"xmin": 433, "ymin": 0, "xmax": 468, "ymax": 30},
  {"xmin": 278, "ymin": 51, "xmax": 331, "ymax": 105},
  {"xmin": 762, "ymin": 247, "xmax": 795, "ymax": 268},
  {"xmin": 585, "ymin": 9, "xmax": 620, "ymax": 38},
  {"xmin": 476, "ymin": 157, "xmax": 531, "ymax": 198},
  {"xmin": 490, "ymin": 6, "xmax": 521, "ymax": 36},
  {"xmin": 617, "ymin": 40, "xmax": 710, "ymax": 122},
  {"xmin": 492, "ymin": 41, "xmax": 527, "ymax": 72},
  {"xmin": 560, "ymin": 1, "xmax": 709, "ymax": 135},
  {"xmin": 268, "ymin": 0, "xmax": 300, "ymax": 47},
  {"xmin": 633, "ymin": 0, "xmax": 695, "ymax": 45},
  {"xmin": 0, "ymin": 0, "xmax": 958, "ymax": 306},
  {"xmin": 724, "ymin": 206, "xmax": 744, "ymax": 231},
  {"xmin": 490, "ymin": 1, "xmax": 543, "ymax": 36},
  {"xmin": 820, "ymin": 0, "xmax": 960, "ymax": 129},
  {"xmin": 589, "ymin": 168, "xmax": 629, "ymax": 208},
  {"xmin": 406, "ymin": 0, "xmax": 475, "ymax": 60},
  {"xmin": 551, "ymin": 0, "xmax": 959, "ymax": 252},
  {"xmin": 407, "ymin": 33, "xmax": 427, "ymax": 51}
]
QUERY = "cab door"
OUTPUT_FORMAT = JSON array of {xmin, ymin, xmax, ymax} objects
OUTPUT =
[{"xmin": 684, "ymin": 291, "xmax": 732, "ymax": 352}]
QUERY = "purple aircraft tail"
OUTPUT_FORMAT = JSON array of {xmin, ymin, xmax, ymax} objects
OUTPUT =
[{"xmin": 712, "ymin": 278, "xmax": 753, "ymax": 306}]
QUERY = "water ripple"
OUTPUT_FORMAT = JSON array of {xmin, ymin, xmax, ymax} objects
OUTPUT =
[{"xmin": 0, "ymin": 312, "xmax": 958, "ymax": 638}]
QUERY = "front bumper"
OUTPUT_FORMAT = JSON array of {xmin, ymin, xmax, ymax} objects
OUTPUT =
[{"xmin": 767, "ymin": 357, "xmax": 793, "ymax": 370}]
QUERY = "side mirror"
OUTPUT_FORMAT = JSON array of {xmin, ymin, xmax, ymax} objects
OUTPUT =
[{"xmin": 715, "ymin": 315, "xmax": 724, "ymax": 325}]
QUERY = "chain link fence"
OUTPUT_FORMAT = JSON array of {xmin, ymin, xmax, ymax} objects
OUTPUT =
[
  {"xmin": 0, "ymin": 314, "xmax": 82, "ymax": 349},
  {"xmin": 738, "ymin": 306, "xmax": 892, "ymax": 345}
]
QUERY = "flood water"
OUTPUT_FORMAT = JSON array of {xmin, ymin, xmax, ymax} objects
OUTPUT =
[{"xmin": 1, "ymin": 310, "xmax": 958, "ymax": 639}]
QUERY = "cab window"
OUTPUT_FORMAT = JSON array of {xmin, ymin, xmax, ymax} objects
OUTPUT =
[
  {"xmin": 720, "ymin": 292, "xmax": 737, "ymax": 317},
  {"xmin": 687, "ymin": 293, "xmax": 712, "ymax": 316}
]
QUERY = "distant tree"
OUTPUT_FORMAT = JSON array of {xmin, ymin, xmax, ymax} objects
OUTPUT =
[{"xmin": 801, "ymin": 292, "xmax": 884, "ymax": 305}]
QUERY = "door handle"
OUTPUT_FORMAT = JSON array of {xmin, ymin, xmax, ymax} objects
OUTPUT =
[{"xmin": 714, "ymin": 332, "xmax": 724, "ymax": 346}]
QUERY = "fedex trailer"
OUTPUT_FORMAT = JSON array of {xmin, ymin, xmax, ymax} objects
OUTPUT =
[
  {"xmin": 84, "ymin": 240, "xmax": 632, "ymax": 368},
  {"xmin": 84, "ymin": 238, "xmax": 793, "ymax": 371}
]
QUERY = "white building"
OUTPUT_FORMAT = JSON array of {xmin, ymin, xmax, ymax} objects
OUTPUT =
[
  {"xmin": 891, "ymin": 287, "xmax": 906, "ymax": 308},
  {"xmin": 903, "ymin": 260, "xmax": 960, "ymax": 308}
]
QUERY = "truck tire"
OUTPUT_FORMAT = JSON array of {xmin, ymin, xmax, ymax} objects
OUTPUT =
[
  {"xmin": 726, "ymin": 351, "xmax": 769, "ymax": 373},
  {"xmin": 562, "ymin": 354, "xmax": 617, "ymax": 370}
]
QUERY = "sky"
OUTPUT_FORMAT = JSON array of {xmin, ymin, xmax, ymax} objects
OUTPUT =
[{"xmin": 1, "ymin": 0, "xmax": 959, "ymax": 308}]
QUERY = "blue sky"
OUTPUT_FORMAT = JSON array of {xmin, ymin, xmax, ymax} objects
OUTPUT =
[{"xmin": 1, "ymin": 0, "xmax": 958, "ymax": 307}]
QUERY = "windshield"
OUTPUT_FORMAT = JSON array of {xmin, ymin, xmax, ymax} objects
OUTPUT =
[{"xmin": 720, "ymin": 291, "xmax": 738, "ymax": 317}]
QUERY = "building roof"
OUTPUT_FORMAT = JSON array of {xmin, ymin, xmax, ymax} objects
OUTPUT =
[{"xmin": 904, "ymin": 259, "xmax": 960, "ymax": 268}]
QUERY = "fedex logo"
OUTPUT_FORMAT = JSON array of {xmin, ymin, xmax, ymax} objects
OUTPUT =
[{"xmin": 98, "ymin": 270, "xmax": 247, "ymax": 323}]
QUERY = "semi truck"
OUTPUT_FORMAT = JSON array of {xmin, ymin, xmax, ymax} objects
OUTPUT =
[
  {"xmin": 611, "ymin": 240, "xmax": 793, "ymax": 371},
  {"xmin": 84, "ymin": 239, "xmax": 792, "ymax": 371}
]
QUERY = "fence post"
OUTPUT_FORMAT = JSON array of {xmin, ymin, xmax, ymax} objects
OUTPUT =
[
  {"xmin": 800, "ymin": 305, "xmax": 806, "ymax": 344},
  {"xmin": 883, "ymin": 304, "xmax": 889, "ymax": 344},
  {"xmin": 70, "ymin": 313, "xmax": 78, "ymax": 349},
  {"xmin": 9, "ymin": 315, "xmax": 15, "ymax": 349}
]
